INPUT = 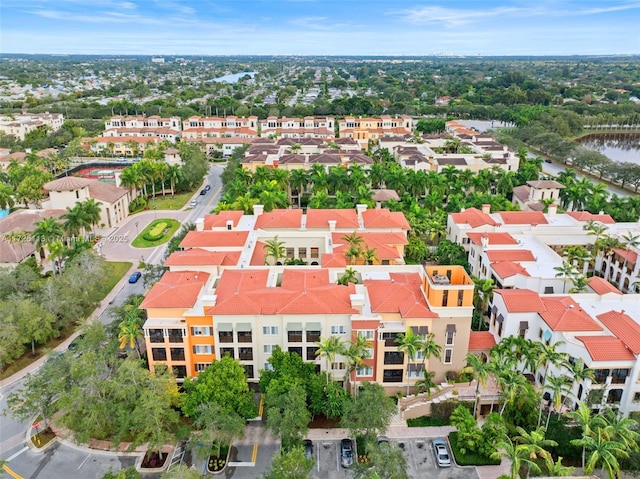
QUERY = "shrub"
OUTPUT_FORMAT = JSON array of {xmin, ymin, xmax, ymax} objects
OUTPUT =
[
  {"xmin": 449, "ymin": 432, "xmax": 501, "ymax": 466},
  {"xmin": 143, "ymin": 222, "xmax": 168, "ymax": 241},
  {"xmin": 407, "ymin": 415, "xmax": 448, "ymax": 427}
]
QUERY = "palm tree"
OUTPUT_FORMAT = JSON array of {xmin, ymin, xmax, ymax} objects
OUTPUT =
[
  {"xmin": 337, "ymin": 267, "xmax": 358, "ymax": 285},
  {"xmin": 577, "ymin": 428, "xmax": 628, "ymax": 479},
  {"xmin": 563, "ymin": 245, "xmax": 592, "ymax": 274},
  {"xmin": 543, "ymin": 374, "xmax": 572, "ymax": 429},
  {"xmin": 472, "ymin": 276, "xmax": 495, "ymax": 317},
  {"xmin": 166, "ymin": 164, "xmax": 181, "ymax": 196},
  {"xmin": 567, "ymin": 402, "xmax": 606, "ymax": 470},
  {"xmin": 32, "ymin": 217, "xmax": 65, "ymax": 262},
  {"xmin": 118, "ymin": 310, "xmax": 144, "ymax": 358},
  {"xmin": 514, "ymin": 426, "xmax": 557, "ymax": 467},
  {"xmin": 47, "ymin": 240, "xmax": 67, "ymax": 275},
  {"xmin": 554, "ymin": 261, "xmax": 578, "ymax": 294},
  {"xmin": 315, "ymin": 336, "xmax": 344, "ymax": 384},
  {"xmin": 362, "ymin": 247, "xmax": 378, "ymax": 265},
  {"xmin": 343, "ymin": 334, "xmax": 371, "ymax": 396},
  {"xmin": 491, "ymin": 434, "xmax": 542, "ymax": 479},
  {"xmin": 396, "ymin": 328, "xmax": 424, "ymax": 396},
  {"xmin": 464, "ymin": 353, "xmax": 491, "ymax": 417},
  {"xmin": 61, "ymin": 203, "xmax": 90, "ymax": 239},
  {"xmin": 415, "ymin": 370, "xmax": 436, "ymax": 397},
  {"xmin": 0, "ymin": 183, "xmax": 15, "ymax": 210},
  {"xmin": 420, "ymin": 332, "xmax": 443, "ymax": 370},
  {"xmin": 264, "ymin": 236, "xmax": 286, "ymax": 265},
  {"xmin": 569, "ymin": 274, "xmax": 589, "ymax": 293},
  {"xmin": 619, "ymin": 232, "xmax": 640, "ymax": 291},
  {"xmin": 80, "ymin": 198, "xmax": 102, "ymax": 233},
  {"xmin": 601, "ymin": 408, "xmax": 640, "ymax": 453},
  {"xmin": 289, "ymin": 168, "xmax": 308, "ymax": 207}
]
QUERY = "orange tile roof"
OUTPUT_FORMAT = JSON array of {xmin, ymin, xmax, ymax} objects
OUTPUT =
[
  {"xmin": 468, "ymin": 331, "xmax": 497, "ymax": 350},
  {"xmin": 466, "ymin": 232, "xmax": 518, "ymax": 245},
  {"xmin": 141, "ymin": 271, "xmax": 209, "ymax": 309},
  {"xmin": 322, "ymin": 253, "xmax": 347, "ymax": 267},
  {"xmin": 306, "ymin": 209, "xmax": 359, "ymax": 229},
  {"xmin": 331, "ymin": 232, "xmax": 406, "ymax": 260},
  {"xmin": 207, "ymin": 268, "xmax": 356, "ymax": 315},
  {"xmin": 586, "ymin": 276, "xmax": 621, "ymax": 295},
  {"xmin": 364, "ymin": 274, "xmax": 438, "ymax": 318},
  {"xmin": 486, "ymin": 250, "xmax": 535, "ymax": 262},
  {"xmin": 566, "ymin": 211, "xmax": 615, "ymax": 224},
  {"xmin": 539, "ymin": 297, "xmax": 602, "ymax": 332},
  {"xmin": 576, "ymin": 336, "xmax": 635, "ymax": 361},
  {"xmin": 597, "ymin": 310, "xmax": 640, "ymax": 354},
  {"xmin": 164, "ymin": 248, "xmax": 240, "ymax": 266},
  {"xmin": 451, "ymin": 208, "xmax": 500, "ymax": 228},
  {"xmin": 498, "ymin": 211, "xmax": 548, "ymax": 225},
  {"xmin": 254, "ymin": 209, "xmax": 302, "ymax": 229},
  {"xmin": 180, "ymin": 231, "xmax": 249, "ymax": 248},
  {"xmin": 361, "ymin": 209, "xmax": 410, "ymax": 230},
  {"xmin": 250, "ymin": 241, "xmax": 267, "ymax": 266},
  {"xmin": 491, "ymin": 261, "xmax": 531, "ymax": 279},
  {"xmin": 494, "ymin": 289, "xmax": 545, "ymax": 313},
  {"xmin": 203, "ymin": 211, "xmax": 243, "ymax": 230},
  {"xmin": 613, "ymin": 248, "xmax": 638, "ymax": 265}
]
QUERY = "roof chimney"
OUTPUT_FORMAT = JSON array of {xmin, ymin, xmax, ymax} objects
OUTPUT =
[
  {"xmin": 482, "ymin": 204, "xmax": 490, "ymax": 214},
  {"xmin": 481, "ymin": 235, "xmax": 489, "ymax": 247},
  {"xmin": 548, "ymin": 204, "xmax": 558, "ymax": 216},
  {"xmin": 328, "ymin": 220, "xmax": 336, "ymax": 232},
  {"xmin": 253, "ymin": 204, "xmax": 264, "ymax": 216},
  {"xmin": 356, "ymin": 204, "xmax": 368, "ymax": 216}
]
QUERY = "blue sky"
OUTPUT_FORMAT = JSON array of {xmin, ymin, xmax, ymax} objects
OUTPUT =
[{"xmin": 2, "ymin": 0, "xmax": 639, "ymax": 56}]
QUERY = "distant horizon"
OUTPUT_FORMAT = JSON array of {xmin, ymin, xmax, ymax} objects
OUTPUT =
[{"xmin": 2, "ymin": 0, "xmax": 639, "ymax": 56}]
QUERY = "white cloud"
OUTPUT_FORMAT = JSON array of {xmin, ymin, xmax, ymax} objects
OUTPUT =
[{"xmin": 392, "ymin": 5, "xmax": 526, "ymax": 27}]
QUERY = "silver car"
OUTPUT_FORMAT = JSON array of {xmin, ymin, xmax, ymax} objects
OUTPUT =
[
  {"xmin": 340, "ymin": 438, "xmax": 354, "ymax": 468},
  {"xmin": 432, "ymin": 438, "xmax": 451, "ymax": 467}
]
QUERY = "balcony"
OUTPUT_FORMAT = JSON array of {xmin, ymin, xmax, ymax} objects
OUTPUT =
[
  {"xmin": 239, "ymin": 348, "xmax": 253, "ymax": 361},
  {"xmin": 149, "ymin": 329, "xmax": 164, "ymax": 343},
  {"xmin": 151, "ymin": 348, "xmax": 167, "ymax": 361},
  {"xmin": 381, "ymin": 333, "xmax": 401, "ymax": 348},
  {"xmin": 306, "ymin": 331, "xmax": 321, "ymax": 343},
  {"xmin": 384, "ymin": 351, "xmax": 404, "ymax": 365},
  {"xmin": 307, "ymin": 347, "xmax": 319, "ymax": 361},
  {"xmin": 170, "ymin": 348, "xmax": 185, "ymax": 361},
  {"xmin": 288, "ymin": 347, "xmax": 303, "ymax": 357},
  {"xmin": 383, "ymin": 369, "xmax": 403, "ymax": 383},
  {"xmin": 220, "ymin": 348, "xmax": 234, "ymax": 359},
  {"xmin": 167, "ymin": 330, "xmax": 183, "ymax": 343},
  {"xmin": 218, "ymin": 332, "xmax": 233, "ymax": 344},
  {"xmin": 237, "ymin": 331, "xmax": 253, "ymax": 343},
  {"xmin": 287, "ymin": 332, "xmax": 303, "ymax": 343}
]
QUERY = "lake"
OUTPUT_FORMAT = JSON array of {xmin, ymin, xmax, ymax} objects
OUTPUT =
[
  {"xmin": 577, "ymin": 133, "xmax": 640, "ymax": 165},
  {"xmin": 209, "ymin": 71, "xmax": 257, "ymax": 84}
]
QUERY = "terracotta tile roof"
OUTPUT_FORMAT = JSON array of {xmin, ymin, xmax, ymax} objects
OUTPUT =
[
  {"xmin": 322, "ymin": 253, "xmax": 347, "ymax": 267},
  {"xmin": 586, "ymin": 276, "xmax": 621, "ymax": 295},
  {"xmin": 486, "ymin": 250, "xmax": 535, "ymax": 262},
  {"xmin": 512, "ymin": 185, "xmax": 530, "ymax": 203},
  {"xmin": 372, "ymin": 189, "xmax": 400, "ymax": 202},
  {"xmin": 306, "ymin": 209, "xmax": 359, "ymax": 229},
  {"xmin": 180, "ymin": 231, "xmax": 248, "ymax": 248},
  {"xmin": 527, "ymin": 180, "xmax": 565, "ymax": 189},
  {"xmin": 597, "ymin": 310, "xmax": 640, "ymax": 354},
  {"xmin": 331, "ymin": 232, "xmax": 406, "ymax": 260},
  {"xmin": 468, "ymin": 331, "xmax": 497, "ymax": 350},
  {"xmin": 44, "ymin": 176, "xmax": 93, "ymax": 191},
  {"xmin": 141, "ymin": 271, "xmax": 209, "ymax": 309},
  {"xmin": 494, "ymin": 289, "xmax": 545, "ymax": 312},
  {"xmin": 254, "ymin": 209, "xmax": 302, "ymax": 229},
  {"xmin": 491, "ymin": 261, "xmax": 531, "ymax": 279},
  {"xmin": 164, "ymin": 248, "xmax": 240, "ymax": 267},
  {"xmin": 364, "ymin": 274, "xmax": 437, "ymax": 318},
  {"xmin": 539, "ymin": 297, "xmax": 602, "ymax": 332},
  {"xmin": 207, "ymin": 268, "xmax": 356, "ymax": 315},
  {"xmin": 613, "ymin": 248, "xmax": 638, "ymax": 265},
  {"xmin": 203, "ymin": 211, "xmax": 243, "ymax": 230},
  {"xmin": 576, "ymin": 336, "xmax": 635, "ymax": 361},
  {"xmin": 87, "ymin": 181, "xmax": 129, "ymax": 203},
  {"xmin": 361, "ymin": 209, "xmax": 410, "ymax": 230},
  {"xmin": 467, "ymin": 232, "xmax": 518, "ymax": 246},
  {"xmin": 498, "ymin": 211, "xmax": 548, "ymax": 225},
  {"xmin": 566, "ymin": 211, "xmax": 615, "ymax": 224},
  {"xmin": 451, "ymin": 208, "xmax": 500, "ymax": 228},
  {"xmin": 0, "ymin": 209, "xmax": 66, "ymax": 263}
]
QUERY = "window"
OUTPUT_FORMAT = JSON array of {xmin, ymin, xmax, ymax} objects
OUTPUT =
[
  {"xmin": 593, "ymin": 369, "xmax": 609, "ymax": 384},
  {"xmin": 239, "ymin": 347, "xmax": 253, "ymax": 360},
  {"xmin": 195, "ymin": 363, "xmax": 210, "ymax": 373},
  {"xmin": 219, "ymin": 347, "xmax": 234, "ymax": 358},
  {"xmin": 382, "ymin": 369, "xmax": 403, "ymax": 383},
  {"xmin": 306, "ymin": 329, "xmax": 321, "ymax": 342},
  {"xmin": 365, "ymin": 348, "xmax": 374, "ymax": 360},
  {"xmin": 359, "ymin": 330, "xmax": 375, "ymax": 340},
  {"xmin": 607, "ymin": 389, "xmax": 623, "ymax": 404},
  {"xmin": 170, "ymin": 348, "xmax": 185, "ymax": 361},
  {"xmin": 310, "ymin": 247, "xmax": 319, "ymax": 258},
  {"xmin": 286, "ymin": 247, "xmax": 295, "ymax": 259},
  {"xmin": 173, "ymin": 366, "xmax": 187, "ymax": 379},
  {"xmin": 384, "ymin": 351, "xmax": 404, "ymax": 365},
  {"xmin": 218, "ymin": 331, "xmax": 233, "ymax": 343},
  {"xmin": 289, "ymin": 346, "xmax": 303, "ymax": 357},
  {"xmin": 457, "ymin": 290, "xmax": 464, "ymax": 306},
  {"xmin": 356, "ymin": 366, "xmax": 373, "ymax": 377},
  {"xmin": 191, "ymin": 326, "xmax": 213, "ymax": 336},
  {"xmin": 244, "ymin": 365, "xmax": 254, "ymax": 378},
  {"xmin": 288, "ymin": 330, "xmax": 303, "ymax": 343},
  {"xmin": 151, "ymin": 348, "xmax": 167, "ymax": 361},
  {"xmin": 193, "ymin": 345, "xmax": 213, "ymax": 355},
  {"xmin": 445, "ymin": 325, "xmax": 456, "ymax": 346},
  {"xmin": 237, "ymin": 331, "xmax": 252, "ymax": 343},
  {"xmin": 263, "ymin": 326, "xmax": 279, "ymax": 335},
  {"xmin": 441, "ymin": 289, "xmax": 449, "ymax": 307},
  {"xmin": 168, "ymin": 329, "xmax": 184, "ymax": 343},
  {"xmin": 381, "ymin": 332, "xmax": 400, "ymax": 347},
  {"xmin": 611, "ymin": 369, "xmax": 630, "ymax": 384},
  {"xmin": 298, "ymin": 248, "xmax": 306, "ymax": 259},
  {"xmin": 408, "ymin": 364, "xmax": 425, "ymax": 378},
  {"xmin": 264, "ymin": 345, "xmax": 276, "ymax": 354},
  {"xmin": 634, "ymin": 392, "xmax": 640, "ymax": 403},
  {"xmin": 264, "ymin": 363, "xmax": 274, "ymax": 371},
  {"xmin": 307, "ymin": 346, "xmax": 319, "ymax": 361},
  {"xmin": 149, "ymin": 329, "xmax": 164, "ymax": 343},
  {"xmin": 331, "ymin": 362, "xmax": 345, "ymax": 370},
  {"xmin": 538, "ymin": 328, "xmax": 543, "ymax": 340},
  {"xmin": 518, "ymin": 321, "xmax": 529, "ymax": 339},
  {"xmin": 331, "ymin": 325, "xmax": 347, "ymax": 335},
  {"xmin": 444, "ymin": 349, "xmax": 453, "ymax": 364}
]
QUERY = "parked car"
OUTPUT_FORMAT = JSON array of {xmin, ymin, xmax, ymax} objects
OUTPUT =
[
  {"xmin": 204, "ymin": 184, "xmax": 211, "ymax": 191},
  {"xmin": 377, "ymin": 436, "xmax": 390, "ymax": 449},
  {"xmin": 303, "ymin": 439, "xmax": 313, "ymax": 460},
  {"xmin": 432, "ymin": 438, "xmax": 451, "ymax": 467},
  {"xmin": 340, "ymin": 438, "xmax": 354, "ymax": 468},
  {"xmin": 128, "ymin": 271, "xmax": 142, "ymax": 283},
  {"xmin": 68, "ymin": 334, "xmax": 85, "ymax": 352},
  {"xmin": 200, "ymin": 189, "xmax": 207, "ymax": 195},
  {"xmin": 190, "ymin": 199, "xmax": 198, "ymax": 207},
  {"xmin": 545, "ymin": 159, "xmax": 552, "ymax": 163}
]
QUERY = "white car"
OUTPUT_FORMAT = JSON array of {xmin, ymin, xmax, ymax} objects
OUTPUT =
[
  {"xmin": 432, "ymin": 438, "xmax": 451, "ymax": 467},
  {"xmin": 190, "ymin": 200, "xmax": 198, "ymax": 207}
]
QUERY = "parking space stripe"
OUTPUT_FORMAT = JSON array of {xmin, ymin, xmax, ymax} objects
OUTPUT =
[{"xmin": 251, "ymin": 444, "xmax": 258, "ymax": 463}]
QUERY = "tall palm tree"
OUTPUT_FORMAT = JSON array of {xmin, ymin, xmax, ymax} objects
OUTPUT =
[
  {"xmin": 0, "ymin": 183, "xmax": 15, "ymax": 210},
  {"xmin": 567, "ymin": 402, "xmax": 605, "ymax": 470},
  {"xmin": 343, "ymin": 334, "xmax": 371, "ymax": 396},
  {"xmin": 32, "ymin": 217, "xmax": 65, "ymax": 261},
  {"xmin": 420, "ymin": 332, "xmax": 443, "ymax": 370},
  {"xmin": 554, "ymin": 261, "xmax": 578, "ymax": 294},
  {"xmin": 472, "ymin": 276, "xmax": 495, "ymax": 317},
  {"xmin": 80, "ymin": 198, "xmax": 102, "ymax": 233},
  {"xmin": 543, "ymin": 374, "xmax": 573, "ymax": 429},
  {"xmin": 415, "ymin": 370, "xmax": 436, "ymax": 397},
  {"xmin": 264, "ymin": 236, "xmax": 286, "ymax": 265},
  {"xmin": 61, "ymin": 203, "xmax": 89, "ymax": 239},
  {"xmin": 396, "ymin": 328, "xmax": 424, "ymax": 396},
  {"xmin": 577, "ymin": 428, "xmax": 628, "ymax": 479},
  {"xmin": 619, "ymin": 232, "xmax": 640, "ymax": 291},
  {"xmin": 289, "ymin": 168, "xmax": 308, "ymax": 207},
  {"xmin": 118, "ymin": 310, "xmax": 144, "ymax": 358},
  {"xmin": 47, "ymin": 240, "xmax": 67, "ymax": 275},
  {"xmin": 166, "ymin": 164, "xmax": 182, "ymax": 197},
  {"xmin": 464, "ymin": 353, "xmax": 491, "ymax": 418},
  {"xmin": 315, "ymin": 336, "xmax": 344, "ymax": 384},
  {"xmin": 491, "ymin": 434, "xmax": 542, "ymax": 479}
]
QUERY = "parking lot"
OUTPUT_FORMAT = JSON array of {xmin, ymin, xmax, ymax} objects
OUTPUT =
[{"xmin": 306, "ymin": 436, "xmax": 479, "ymax": 479}]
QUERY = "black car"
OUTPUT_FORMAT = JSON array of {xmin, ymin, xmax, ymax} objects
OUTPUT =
[
  {"xmin": 303, "ymin": 439, "xmax": 313, "ymax": 460},
  {"xmin": 340, "ymin": 438, "xmax": 354, "ymax": 468},
  {"xmin": 200, "ymin": 189, "xmax": 207, "ymax": 195}
]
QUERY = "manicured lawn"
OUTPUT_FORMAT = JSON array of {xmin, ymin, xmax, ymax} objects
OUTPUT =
[
  {"xmin": 0, "ymin": 261, "xmax": 132, "ymax": 380},
  {"xmin": 131, "ymin": 218, "xmax": 181, "ymax": 248},
  {"xmin": 147, "ymin": 192, "xmax": 195, "ymax": 210}
]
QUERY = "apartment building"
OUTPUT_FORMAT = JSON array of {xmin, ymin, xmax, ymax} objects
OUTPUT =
[
  {"xmin": 103, "ymin": 115, "xmax": 181, "ymax": 143},
  {"xmin": 339, "ymin": 115, "xmax": 413, "ymax": 148},
  {"xmin": 85, "ymin": 135, "xmax": 162, "ymax": 156},
  {"xmin": 141, "ymin": 206, "xmax": 474, "ymax": 395},
  {"xmin": 489, "ymin": 287, "xmax": 640, "ymax": 417},
  {"xmin": 182, "ymin": 115, "xmax": 259, "ymax": 139},
  {"xmin": 0, "ymin": 112, "xmax": 64, "ymax": 140},
  {"xmin": 447, "ymin": 206, "xmax": 639, "ymax": 294},
  {"xmin": 259, "ymin": 116, "xmax": 336, "ymax": 139}
]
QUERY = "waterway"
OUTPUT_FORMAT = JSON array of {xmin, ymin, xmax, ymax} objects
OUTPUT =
[
  {"xmin": 209, "ymin": 71, "xmax": 257, "ymax": 83},
  {"xmin": 577, "ymin": 133, "xmax": 640, "ymax": 165}
]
